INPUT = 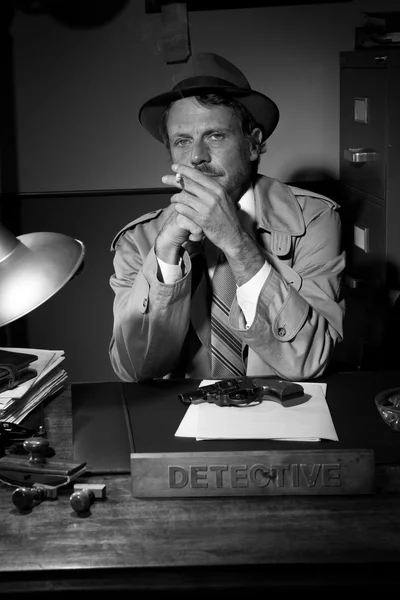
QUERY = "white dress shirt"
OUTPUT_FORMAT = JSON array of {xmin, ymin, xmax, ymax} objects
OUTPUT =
[{"xmin": 157, "ymin": 185, "xmax": 271, "ymax": 327}]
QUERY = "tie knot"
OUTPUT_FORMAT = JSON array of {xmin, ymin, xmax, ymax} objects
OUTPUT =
[{"xmin": 212, "ymin": 256, "xmax": 237, "ymax": 305}]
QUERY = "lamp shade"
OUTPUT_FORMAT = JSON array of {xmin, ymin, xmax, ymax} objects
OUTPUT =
[{"xmin": 0, "ymin": 222, "xmax": 85, "ymax": 327}]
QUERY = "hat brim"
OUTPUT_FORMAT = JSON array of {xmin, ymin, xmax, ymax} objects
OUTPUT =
[{"xmin": 139, "ymin": 85, "xmax": 279, "ymax": 143}]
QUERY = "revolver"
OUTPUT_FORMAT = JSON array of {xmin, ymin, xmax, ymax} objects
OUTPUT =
[{"xmin": 178, "ymin": 377, "xmax": 306, "ymax": 408}]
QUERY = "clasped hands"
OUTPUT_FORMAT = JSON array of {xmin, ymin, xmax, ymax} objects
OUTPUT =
[
  {"xmin": 157, "ymin": 164, "xmax": 265, "ymax": 286},
  {"xmin": 159, "ymin": 163, "xmax": 242, "ymax": 254}
]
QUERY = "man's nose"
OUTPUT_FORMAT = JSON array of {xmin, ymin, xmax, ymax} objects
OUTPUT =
[{"xmin": 190, "ymin": 140, "xmax": 210, "ymax": 166}]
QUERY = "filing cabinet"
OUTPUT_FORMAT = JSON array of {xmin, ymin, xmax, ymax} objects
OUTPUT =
[
  {"xmin": 336, "ymin": 49, "xmax": 400, "ymax": 369},
  {"xmin": 340, "ymin": 48, "xmax": 400, "ymax": 289}
]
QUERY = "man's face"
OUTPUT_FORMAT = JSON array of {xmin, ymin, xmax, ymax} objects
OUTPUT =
[{"xmin": 166, "ymin": 97, "xmax": 257, "ymax": 202}]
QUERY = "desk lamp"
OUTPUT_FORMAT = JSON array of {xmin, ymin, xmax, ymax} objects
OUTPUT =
[
  {"xmin": 0, "ymin": 220, "xmax": 87, "ymax": 509},
  {"xmin": 0, "ymin": 221, "xmax": 85, "ymax": 327}
]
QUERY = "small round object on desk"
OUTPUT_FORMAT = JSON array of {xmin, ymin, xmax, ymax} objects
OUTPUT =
[
  {"xmin": 12, "ymin": 486, "xmax": 43, "ymax": 511},
  {"xmin": 70, "ymin": 489, "xmax": 94, "ymax": 513}
]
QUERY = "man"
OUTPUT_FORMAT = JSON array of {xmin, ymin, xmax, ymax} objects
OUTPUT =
[{"xmin": 109, "ymin": 52, "xmax": 345, "ymax": 382}]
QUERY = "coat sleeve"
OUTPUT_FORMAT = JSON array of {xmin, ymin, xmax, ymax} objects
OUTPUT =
[
  {"xmin": 230, "ymin": 203, "xmax": 345, "ymax": 380},
  {"xmin": 109, "ymin": 225, "xmax": 193, "ymax": 382}
]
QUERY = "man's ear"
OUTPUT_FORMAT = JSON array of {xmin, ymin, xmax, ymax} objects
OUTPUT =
[{"xmin": 249, "ymin": 128, "xmax": 263, "ymax": 161}]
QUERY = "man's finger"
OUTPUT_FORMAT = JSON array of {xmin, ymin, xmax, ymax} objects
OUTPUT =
[
  {"xmin": 176, "ymin": 213, "xmax": 203, "ymax": 237},
  {"xmin": 161, "ymin": 173, "xmax": 201, "ymax": 198},
  {"xmin": 171, "ymin": 163, "xmax": 221, "ymax": 190},
  {"xmin": 161, "ymin": 174, "xmax": 184, "ymax": 189}
]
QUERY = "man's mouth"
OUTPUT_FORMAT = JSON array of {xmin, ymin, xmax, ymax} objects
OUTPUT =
[{"xmin": 196, "ymin": 169, "xmax": 223, "ymax": 178}]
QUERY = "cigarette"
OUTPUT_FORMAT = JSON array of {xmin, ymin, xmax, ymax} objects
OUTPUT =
[{"xmin": 175, "ymin": 173, "xmax": 182, "ymax": 184}]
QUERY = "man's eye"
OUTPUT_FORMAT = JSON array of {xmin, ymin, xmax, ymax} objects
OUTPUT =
[
  {"xmin": 174, "ymin": 139, "xmax": 191, "ymax": 147},
  {"xmin": 209, "ymin": 133, "xmax": 224, "ymax": 142}
]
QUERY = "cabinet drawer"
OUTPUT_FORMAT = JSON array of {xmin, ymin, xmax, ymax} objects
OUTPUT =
[
  {"xmin": 340, "ymin": 68, "xmax": 386, "ymax": 200},
  {"xmin": 341, "ymin": 49, "xmax": 400, "ymax": 68},
  {"xmin": 340, "ymin": 186, "xmax": 386, "ymax": 287}
]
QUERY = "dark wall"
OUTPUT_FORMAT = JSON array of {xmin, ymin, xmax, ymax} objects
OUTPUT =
[
  {"xmin": 18, "ymin": 189, "xmax": 171, "ymax": 382},
  {"xmin": 11, "ymin": 1, "xmax": 360, "ymax": 192}
]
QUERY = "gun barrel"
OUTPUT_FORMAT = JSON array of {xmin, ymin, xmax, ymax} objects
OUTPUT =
[{"xmin": 178, "ymin": 389, "xmax": 207, "ymax": 403}]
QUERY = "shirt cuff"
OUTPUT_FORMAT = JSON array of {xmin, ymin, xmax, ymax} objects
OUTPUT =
[
  {"xmin": 157, "ymin": 256, "xmax": 183, "ymax": 284},
  {"xmin": 237, "ymin": 261, "xmax": 271, "ymax": 327}
]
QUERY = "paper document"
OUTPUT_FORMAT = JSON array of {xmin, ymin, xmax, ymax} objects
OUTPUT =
[
  {"xmin": 0, "ymin": 347, "xmax": 67, "ymax": 424},
  {"xmin": 175, "ymin": 380, "xmax": 338, "ymax": 442}
]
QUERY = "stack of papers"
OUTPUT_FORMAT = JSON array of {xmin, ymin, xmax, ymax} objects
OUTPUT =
[
  {"xmin": 0, "ymin": 347, "xmax": 68, "ymax": 424},
  {"xmin": 175, "ymin": 380, "xmax": 338, "ymax": 442}
]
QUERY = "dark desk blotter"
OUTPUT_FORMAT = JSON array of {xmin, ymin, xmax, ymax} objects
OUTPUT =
[{"xmin": 71, "ymin": 371, "xmax": 400, "ymax": 474}]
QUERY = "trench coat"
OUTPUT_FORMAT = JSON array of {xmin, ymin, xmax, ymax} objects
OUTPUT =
[{"xmin": 109, "ymin": 175, "xmax": 345, "ymax": 382}]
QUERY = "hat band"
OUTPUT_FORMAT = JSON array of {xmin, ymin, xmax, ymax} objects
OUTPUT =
[{"xmin": 172, "ymin": 75, "xmax": 250, "ymax": 92}]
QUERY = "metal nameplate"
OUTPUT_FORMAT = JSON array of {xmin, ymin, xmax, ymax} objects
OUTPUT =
[{"xmin": 130, "ymin": 449, "xmax": 375, "ymax": 497}]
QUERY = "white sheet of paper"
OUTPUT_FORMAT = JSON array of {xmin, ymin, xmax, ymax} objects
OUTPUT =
[{"xmin": 175, "ymin": 380, "xmax": 338, "ymax": 442}]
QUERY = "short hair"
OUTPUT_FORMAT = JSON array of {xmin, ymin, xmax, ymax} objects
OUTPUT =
[{"xmin": 159, "ymin": 94, "xmax": 267, "ymax": 162}]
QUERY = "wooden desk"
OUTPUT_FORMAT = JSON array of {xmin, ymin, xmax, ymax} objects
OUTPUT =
[{"xmin": 2, "ymin": 379, "xmax": 400, "ymax": 596}]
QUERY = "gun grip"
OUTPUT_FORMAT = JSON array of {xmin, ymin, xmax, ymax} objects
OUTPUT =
[{"xmin": 252, "ymin": 379, "xmax": 306, "ymax": 407}]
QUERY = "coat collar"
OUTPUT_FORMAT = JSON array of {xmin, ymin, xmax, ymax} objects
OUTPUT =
[{"xmin": 253, "ymin": 175, "xmax": 306, "ymax": 237}]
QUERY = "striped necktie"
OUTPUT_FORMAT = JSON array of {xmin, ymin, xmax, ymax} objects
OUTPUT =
[{"xmin": 210, "ymin": 253, "xmax": 245, "ymax": 377}]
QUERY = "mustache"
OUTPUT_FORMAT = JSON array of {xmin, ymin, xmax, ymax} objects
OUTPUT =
[{"xmin": 194, "ymin": 165, "xmax": 224, "ymax": 177}]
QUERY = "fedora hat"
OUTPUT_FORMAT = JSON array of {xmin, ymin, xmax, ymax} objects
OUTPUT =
[{"xmin": 139, "ymin": 52, "xmax": 279, "ymax": 143}]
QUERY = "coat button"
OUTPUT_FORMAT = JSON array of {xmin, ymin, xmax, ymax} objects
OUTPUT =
[
  {"xmin": 142, "ymin": 298, "xmax": 148, "ymax": 308},
  {"xmin": 277, "ymin": 327, "xmax": 286, "ymax": 337}
]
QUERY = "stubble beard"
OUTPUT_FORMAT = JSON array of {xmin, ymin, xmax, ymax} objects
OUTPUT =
[{"xmin": 221, "ymin": 156, "xmax": 254, "ymax": 204}]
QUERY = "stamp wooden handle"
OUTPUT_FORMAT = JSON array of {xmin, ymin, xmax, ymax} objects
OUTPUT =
[
  {"xmin": 70, "ymin": 489, "xmax": 94, "ymax": 513},
  {"xmin": 12, "ymin": 486, "xmax": 44, "ymax": 510}
]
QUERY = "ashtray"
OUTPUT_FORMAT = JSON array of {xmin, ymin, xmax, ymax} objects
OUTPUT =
[{"xmin": 375, "ymin": 387, "xmax": 400, "ymax": 431}]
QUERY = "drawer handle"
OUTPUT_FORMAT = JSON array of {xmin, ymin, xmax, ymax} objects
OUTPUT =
[
  {"xmin": 344, "ymin": 274, "xmax": 362, "ymax": 289},
  {"xmin": 344, "ymin": 148, "xmax": 380, "ymax": 163}
]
